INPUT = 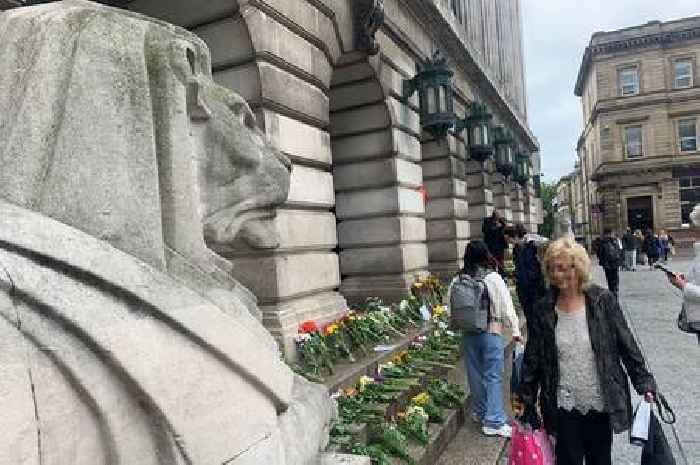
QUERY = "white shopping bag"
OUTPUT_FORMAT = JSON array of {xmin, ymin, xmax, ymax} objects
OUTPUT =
[{"xmin": 630, "ymin": 400, "xmax": 651, "ymax": 446}]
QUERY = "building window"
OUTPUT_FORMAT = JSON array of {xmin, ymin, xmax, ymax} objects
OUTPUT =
[
  {"xmin": 623, "ymin": 125, "xmax": 643, "ymax": 158},
  {"xmin": 619, "ymin": 66, "xmax": 639, "ymax": 96},
  {"xmin": 679, "ymin": 176, "xmax": 700, "ymax": 224},
  {"xmin": 674, "ymin": 59, "xmax": 693, "ymax": 89},
  {"xmin": 679, "ymin": 118, "xmax": 698, "ymax": 152}
]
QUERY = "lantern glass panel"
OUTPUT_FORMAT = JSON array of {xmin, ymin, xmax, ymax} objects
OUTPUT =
[
  {"xmin": 428, "ymin": 88, "xmax": 437, "ymax": 114},
  {"xmin": 438, "ymin": 86, "xmax": 445, "ymax": 112},
  {"xmin": 506, "ymin": 146, "xmax": 514, "ymax": 165}
]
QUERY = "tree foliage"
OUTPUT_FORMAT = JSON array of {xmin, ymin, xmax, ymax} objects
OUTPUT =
[{"xmin": 539, "ymin": 181, "xmax": 557, "ymax": 239}]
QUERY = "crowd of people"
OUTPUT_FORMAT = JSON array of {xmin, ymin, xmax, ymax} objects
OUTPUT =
[{"xmin": 447, "ymin": 210, "xmax": 684, "ymax": 465}]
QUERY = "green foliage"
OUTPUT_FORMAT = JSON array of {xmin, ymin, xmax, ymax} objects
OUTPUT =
[{"xmin": 539, "ymin": 180, "xmax": 557, "ymax": 239}]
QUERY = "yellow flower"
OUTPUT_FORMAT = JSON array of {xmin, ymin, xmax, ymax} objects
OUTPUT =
[
  {"xmin": 324, "ymin": 323, "xmax": 339, "ymax": 336},
  {"xmin": 358, "ymin": 375, "xmax": 375, "ymax": 392},
  {"xmin": 412, "ymin": 392, "xmax": 430, "ymax": 406},
  {"xmin": 344, "ymin": 387, "xmax": 358, "ymax": 397},
  {"xmin": 413, "ymin": 281, "xmax": 424, "ymax": 289},
  {"xmin": 432, "ymin": 305, "xmax": 447, "ymax": 317}
]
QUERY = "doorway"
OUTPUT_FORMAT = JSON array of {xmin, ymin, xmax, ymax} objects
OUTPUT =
[{"xmin": 627, "ymin": 196, "xmax": 653, "ymax": 232}]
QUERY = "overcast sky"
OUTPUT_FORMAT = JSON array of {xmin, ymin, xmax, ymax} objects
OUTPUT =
[{"xmin": 521, "ymin": 1, "xmax": 700, "ymax": 183}]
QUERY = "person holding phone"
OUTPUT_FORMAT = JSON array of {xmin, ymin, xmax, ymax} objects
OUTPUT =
[
  {"xmin": 665, "ymin": 205, "xmax": 700, "ymax": 342},
  {"xmin": 519, "ymin": 238, "xmax": 656, "ymax": 465}
]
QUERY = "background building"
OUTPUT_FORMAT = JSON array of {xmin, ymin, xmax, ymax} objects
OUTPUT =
[
  {"xmin": 575, "ymin": 16, "xmax": 700, "ymax": 247},
  {"xmin": 3, "ymin": 0, "xmax": 541, "ymax": 355}
]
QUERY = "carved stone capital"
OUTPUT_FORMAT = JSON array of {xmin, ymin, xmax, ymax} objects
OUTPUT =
[{"xmin": 354, "ymin": 0, "xmax": 384, "ymax": 55}]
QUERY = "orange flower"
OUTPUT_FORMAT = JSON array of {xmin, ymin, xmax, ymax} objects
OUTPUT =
[{"xmin": 299, "ymin": 320, "xmax": 319, "ymax": 334}]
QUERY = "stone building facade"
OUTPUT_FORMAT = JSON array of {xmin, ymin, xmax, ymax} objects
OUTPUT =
[
  {"xmin": 575, "ymin": 17, "xmax": 700, "ymax": 245},
  {"xmin": 556, "ymin": 164, "xmax": 587, "ymax": 244},
  {"xmin": 3, "ymin": 0, "xmax": 540, "ymax": 355}
]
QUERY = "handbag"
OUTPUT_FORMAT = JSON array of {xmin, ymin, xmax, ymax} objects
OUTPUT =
[
  {"xmin": 508, "ymin": 421, "xmax": 555, "ymax": 465},
  {"xmin": 677, "ymin": 304, "xmax": 700, "ymax": 334}
]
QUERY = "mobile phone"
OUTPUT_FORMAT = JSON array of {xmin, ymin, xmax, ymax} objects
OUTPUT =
[{"xmin": 654, "ymin": 263, "xmax": 677, "ymax": 277}]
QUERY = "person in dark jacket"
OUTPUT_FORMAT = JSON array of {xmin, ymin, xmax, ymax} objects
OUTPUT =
[
  {"xmin": 519, "ymin": 238, "xmax": 656, "ymax": 465},
  {"xmin": 643, "ymin": 229, "xmax": 661, "ymax": 270},
  {"xmin": 482, "ymin": 211, "xmax": 507, "ymax": 273},
  {"xmin": 598, "ymin": 228, "xmax": 622, "ymax": 297},
  {"xmin": 622, "ymin": 227, "xmax": 637, "ymax": 271},
  {"xmin": 505, "ymin": 223, "xmax": 546, "ymax": 336}
]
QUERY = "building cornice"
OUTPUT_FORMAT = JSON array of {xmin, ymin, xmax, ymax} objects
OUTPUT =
[
  {"xmin": 398, "ymin": 0, "xmax": 538, "ymax": 152},
  {"xmin": 575, "ymin": 24, "xmax": 700, "ymax": 96},
  {"xmin": 590, "ymin": 155, "xmax": 700, "ymax": 181}
]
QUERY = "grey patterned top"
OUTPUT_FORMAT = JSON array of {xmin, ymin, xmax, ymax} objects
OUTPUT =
[{"xmin": 555, "ymin": 307, "xmax": 606, "ymax": 413}]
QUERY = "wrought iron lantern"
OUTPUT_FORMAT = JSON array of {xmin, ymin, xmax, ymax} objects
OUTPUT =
[
  {"xmin": 533, "ymin": 172, "xmax": 543, "ymax": 197},
  {"xmin": 402, "ymin": 50, "xmax": 456, "ymax": 140},
  {"xmin": 514, "ymin": 151, "xmax": 532, "ymax": 187},
  {"xmin": 455, "ymin": 101, "xmax": 494, "ymax": 162},
  {"xmin": 493, "ymin": 126, "xmax": 514, "ymax": 177}
]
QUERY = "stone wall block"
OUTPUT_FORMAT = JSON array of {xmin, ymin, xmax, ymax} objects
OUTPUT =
[
  {"xmin": 286, "ymin": 165, "xmax": 335, "ymax": 208},
  {"xmin": 263, "ymin": 110, "xmax": 332, "ymax": 166},
  {"xmin": 425, "ymin": 198, "xmax": 469, "ymax": 220},
  {"xmin": 332, "ymin": 158, "xmax": 422, "ymax": 191},
  {"xmin": 340, "ymin": 243, "xmax": 429, "ymax": 275},
  {"xmin": 337, "ymin": 217, "xmax": 427, "ymax": 247},
  {"xmin": 426, "ymin": 219, "xmax": 470, "ymax": 241},
  {"xmin": 335, "ymin": 187, "xmax": 424, "ymax": 219}
]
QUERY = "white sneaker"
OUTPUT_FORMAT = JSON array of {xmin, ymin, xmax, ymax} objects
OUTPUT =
[{"xmin": 482, "ymin": 424, "xmax": 512, "ymax": 438}]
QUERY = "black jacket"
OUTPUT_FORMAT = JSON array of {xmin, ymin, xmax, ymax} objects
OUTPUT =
[
  {"xmin": 519, "ymin": 284, "xmax": 656, "ymax": 436},
  {"xmin": 514, "ymin": 241, "xmax": 546, "ymax": 314},
  {"xmin": 622, "ymin": 232, "xmax": 636, "ymax": 251},
  {"xmin": 482, "ymin": 217, "xmax": 507, "ymax": 257}
]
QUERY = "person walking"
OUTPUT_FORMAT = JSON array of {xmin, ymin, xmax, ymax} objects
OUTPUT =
[
  {"xmin": 622, "ymin": 227, "xmax": 636, "ymax": 271},
  {"xmin": 518, "ymin": 238, "xmax": 657, "ymax": 465},
  {"xmin": 659, "ymin": 229, "xmax": 673, "ymax": 263},
  {"xmin": 482, "ymin": 211, "xmax": 507, "ymax": 274},
  {"xmin": 505, "ymin": 224, "xmax": 547, "ymax": 336},
  {"xmin": 598, "ymin": 228, "xmax": 622, "ymax": 297},
  {"xmin": 449, "ymin": 240, "xmax": 521, "ymax": 438},
  {"xmin": 634, "ymin": 229, "xmax": 645, "ymax": 266},
  {"xmin": 643, "ymin": 229, "xmax": 660, "ymax": 270}
]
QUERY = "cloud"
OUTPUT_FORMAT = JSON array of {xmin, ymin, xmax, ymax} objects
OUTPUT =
[{"xmin": 522, "ymin": 0, "xmax": 700, "ymax": 182}]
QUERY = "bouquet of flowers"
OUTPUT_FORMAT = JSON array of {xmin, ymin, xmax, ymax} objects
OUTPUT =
[
  {"xmin": 397, "ymin": 405, "xmax": 430, "ymax": 446},
  {"xmin": 294, "ymin": 321, "xmax": 334, "ymax": 381},
  {"xmin": 411, "ymin": 392, "xmax": 445, "ymax": 423},
  {"xmin": 324, "ymin": 322, "xmax": 355, "ymax": 363}
]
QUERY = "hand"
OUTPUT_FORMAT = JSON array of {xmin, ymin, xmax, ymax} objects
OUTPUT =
[
  {"xmin": 644, "ymin": 392, "xmax": 655, "ymax": 403},
  {"xmin": 669, "ymin": 273, "xmax": 687, "ymax": 290}
]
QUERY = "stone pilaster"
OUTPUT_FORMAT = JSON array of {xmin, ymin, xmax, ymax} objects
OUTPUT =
[
  {"xmin": 331, "ymin": 57, "xmax": 429, "ymax": 305},
  {"xmin": 511, "ymin": 185, "xmax": 526, "ymax": 224},
  {"xmin": 493, "ymin": 174, "xmax": 513, "ymax": 223},
  {"xmin": 466, "ymin": 160, "xmax": 494, "ymax": 239},
  {"xmin": 421, "ymin": 135, "xmax": 470, "ymax": 279}
]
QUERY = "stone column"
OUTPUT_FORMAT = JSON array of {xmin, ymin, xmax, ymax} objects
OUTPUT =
[
  {"xmin": 421, "ymin": 135, "xmax": 470, "ymax": 279},
  {"xmin": 661, "ymin": 179, "xmax": 682, "ymax": 229},
  {"xmin": 493, "ymin": 174, "xmax": 513, "ymax": 223},
  {"xmin": 466, "ymin": 160, "xmax": 494, "ymax": 239},
  {"xmin": 511, "ymin": 185, "xmax": 526, "ymax": 224},
  {"xmin": 331, "ymin": 57, "xmax": 429, "ymax": 305},
  {"xmin": 523, "ymin": 182, "xmax": 538, "ymax": 233}
]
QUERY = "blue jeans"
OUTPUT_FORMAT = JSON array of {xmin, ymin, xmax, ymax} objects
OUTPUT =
[{"xmin": 463, "ymin": 332, "xmax": 506, "ymax": 428}]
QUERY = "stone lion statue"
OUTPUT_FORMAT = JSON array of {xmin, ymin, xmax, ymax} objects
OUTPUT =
[{"xmin": 0, "ymin": 2, "xmax": 336, "ymax": 464}]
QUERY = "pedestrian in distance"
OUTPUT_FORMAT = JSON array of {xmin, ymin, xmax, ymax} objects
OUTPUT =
[
  {"xmin": 448, "ymin": 240, "xmax": 521, "ymax": 438},
  {"xmin": 598, "ymin": 228, "xmax": 622, "ymax": 298},
  {"xmin": 634, "ymin": 229, "xmax": 646, "ymax": 266},
  {"xmin": 622, "ymin": 227, "xmax": 637, "ymax": 271},
  {"xmin": 482, "ymin": 210, "xmax": 508, "ymax": 275},
  {"xmin": 518, "ymin": 238, "xmax": 657, "ymax": 465},
  {"xmin": 504, "ymin": 223, "xmax": 547, "ymax": 338},
  {"xmin": 643, "ymin": 229, "xmax": 661, "ymax": 270}
]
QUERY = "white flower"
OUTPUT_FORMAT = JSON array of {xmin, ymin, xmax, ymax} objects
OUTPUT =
[
  {"xmin": 446, "ymin": 330, "xmax": 456, "ymax": 337},
  {"xmin": 399, "ymin": 300, "xmax": 409, "ymax": 311},
  {"xmin": 438, "ymin": 321, "xmax": 448, "ymax": 330},
  {"xmin": 294, "ymin": 333, "xmax": 311, "ymax": 343},
  {"xmin": 331, "ymin": 390, "xmax": 343, "ymax": 400}
]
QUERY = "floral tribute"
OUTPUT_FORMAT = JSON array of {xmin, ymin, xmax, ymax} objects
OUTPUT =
[
  {"xmin": 291, "ymin": 276, "xmax": 447, "ymax": 383},
  {"xmin": 327, "ymin": 315, "xmax": 466, "ymax": 465}
]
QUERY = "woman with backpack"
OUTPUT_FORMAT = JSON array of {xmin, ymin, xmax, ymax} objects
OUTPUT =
[
  {"xmin": 448, "ymin": 240, "xmax": 521, "ymax": 438},
  {"xmin": 518, "ymin": 238, "xmax": 656, "ymax": 465}
]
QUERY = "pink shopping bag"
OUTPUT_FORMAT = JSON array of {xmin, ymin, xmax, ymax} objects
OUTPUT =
[{"xmin": 508, "ymin": 421, "xmax": 555, "ymax": 465}]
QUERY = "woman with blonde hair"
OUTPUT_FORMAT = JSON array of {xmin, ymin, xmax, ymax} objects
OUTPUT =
[{"xmin": 518, "ymin": 238, "xmax": 656, "ymax": 465}]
